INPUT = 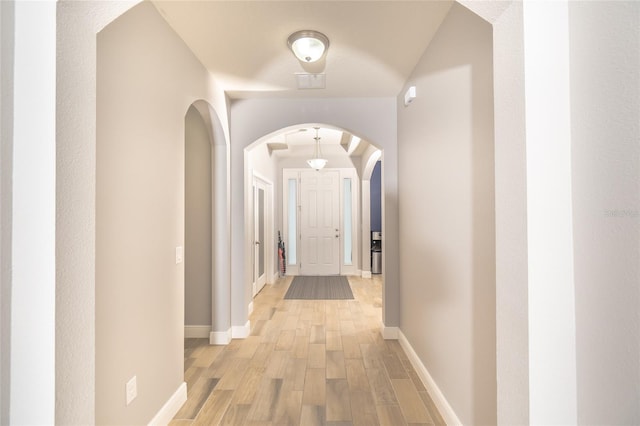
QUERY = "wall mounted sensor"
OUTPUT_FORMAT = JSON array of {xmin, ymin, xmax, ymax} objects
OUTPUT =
[{"xmin": 404, "ymin": 86, "xmax": 417, "ymax": 106}]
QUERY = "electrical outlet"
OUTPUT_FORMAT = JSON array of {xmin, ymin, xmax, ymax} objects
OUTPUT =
[
  {"xmin": 175, "ymin": 246, "xmax": 183, "ymax": 264},
  {"xmin": 126, "ymin": 376, "xmax": 137, "ymax": 405}
]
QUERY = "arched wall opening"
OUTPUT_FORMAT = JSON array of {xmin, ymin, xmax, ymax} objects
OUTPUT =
[
  {"xmin": 189, "ymin": 100, "xmax": 232, "ymax": 345},
  {"xmin": 229, "ymin": 98, "xmax": 401, "ymax": 340},
  {"xmin": 56, "ymin": 2, "xmax": 500, "ymax": 425},
  {"xmin": 184, "ymin": 105, "xmax": 212, "ymax": 337},
  {"xmin": 243, "ymin": 123, "xmax": 383, "ymax": 286},
  {"xmin": 361, "ymin": 148, "xmax": 383, "ymax": 277},
  {"xmin": 184, "ymin": 101, "xmax": 231, "ymax": 346},
  {"xmin": 45, "ymin": 1, "xmax": 637, "ymax": 426}
]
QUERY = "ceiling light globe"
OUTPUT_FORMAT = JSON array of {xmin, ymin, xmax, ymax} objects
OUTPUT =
[
  {"xmin": 307, "ymin": 158, "xmax": 328, "ymax": 171},
  {"xmin": 288, "ymin": 30, "xmax": 329, "ymax": 63},
  {"xmin": 292, "ymin": 37, "xmax": 325, "ymax": 62}
]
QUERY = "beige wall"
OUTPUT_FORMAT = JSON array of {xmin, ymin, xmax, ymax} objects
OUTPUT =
[
  {"xmin": 397, "ymin": 4, "xmax": 496, "ymax": 425},
  {"xmin": 96, "ymin": 3, "xmax": 226, "ymax": 424},
  {"xmin": 185, "ymin": 106, "xmax": 212, "ymax": 326}
]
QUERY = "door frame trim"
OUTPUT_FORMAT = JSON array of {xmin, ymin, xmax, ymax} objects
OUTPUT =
[
  {"xmin": 251, "ymin": 171, "xmax": 273, "ymax": 296},
  {"xmin": 282, "ymin": 168, "xmax": 359, "ymax": 276}
]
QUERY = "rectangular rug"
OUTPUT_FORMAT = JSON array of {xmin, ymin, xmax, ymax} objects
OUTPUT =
[{"xmin": 284, "ymin": 275, "xmax": 354, "ymax": 300}]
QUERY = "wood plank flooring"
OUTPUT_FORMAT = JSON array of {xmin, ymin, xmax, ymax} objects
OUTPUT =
[{"xmin": 171, "ymin": 275, "xmax": 445, "ymax": 426}]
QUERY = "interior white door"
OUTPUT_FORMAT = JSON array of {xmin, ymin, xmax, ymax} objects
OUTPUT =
[
  {"xmin": 253, "ymin": 179, "xmax": 267, "ymax": 295},
  {"xmin": 300, "ymin": 170, "xmax": 340, "ymax": 275}
]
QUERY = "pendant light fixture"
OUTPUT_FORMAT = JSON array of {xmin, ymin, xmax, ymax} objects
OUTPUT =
[
  {"xmin": 307, "ymin": 127, "xmax": 327, "ymax": 171},
  {"xmin": 287, "ymin": 30, "xmax": 330, "ymax": 63}
]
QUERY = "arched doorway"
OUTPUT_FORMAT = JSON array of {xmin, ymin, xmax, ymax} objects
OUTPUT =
[
  {"xmin": 187, "ymin": 101, "xmax": 232, "ymax": 345},
  {"xmin": 245, "ymin": 124, "xmax": 380, "ymax": 280},
  {"xmin": 48, "ymin": 1, "xmax": 556, "ymax": 425}
]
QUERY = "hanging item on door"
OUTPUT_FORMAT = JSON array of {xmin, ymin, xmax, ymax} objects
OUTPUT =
[{"xmin": 278, "ymin": 231, "xmax": 286, "ymax": 276}]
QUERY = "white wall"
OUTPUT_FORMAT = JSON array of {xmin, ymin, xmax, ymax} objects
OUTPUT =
[
  {"xmin": 185, "ymin": 106, "xmax": 212, "ymax": 327},
  {"xmin": 1, "ymin": 2, "xmax": 56, "ymax": 424},
  {"xmin": 230, "ymin": 98, "xmax": 399, "ymax": 330},
  {"xmin": 247, "ymin": 143, "xmax": 277, "ymax": 286},
  {"xmin": 0, "ymin": 2, "xmax": 13, "ymax": 421},
  {"xmin": 397, "ymin": 4, "xmax": 496, "ymax": 425},
  {"xmin": 523, "ymin": 2, "xmax": 578, "ymax": 423},
  {"xmin": 490, "ymin": 3, "xmax": 530, "ymax": 423},
  {"xmin": 248, "ymin": 143, "xmax": 277, "ymax": 183},
  {"xmin": 569, "ymin": 2, "xmax": 640, "ymax": 424},
  {"xmin": 277, "ymin": 154, "xmax": 357, "ymax": 171},
  {"xmin": 96, "ymin": 3, "xmax": 228, "ymax": 424}
]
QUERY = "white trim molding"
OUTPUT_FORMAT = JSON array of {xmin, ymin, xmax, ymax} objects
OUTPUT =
[
  {"xmin": 209, "ymin": 329, "xmax": 232, "ymax": 345},
  {"xmin": 398, "ymin": 330, "xmax": 462, "ymax": 426},
  {"xmin": 248, "ymin": 301, "xmax": 254, "ymax": 316},
  {"xmin": 184, "ymin": 325, "xmax": 211, "ymax": 339},
  {"xmin": 362, "ymin": 271, "xmax": 372, "ymax": 279},
  {"xmin": 148, "ymin": 382, "xmax": 187, "ymax": 426},
  {"xmin": 382, "ymin": 325, "xmax": 399, "ymax": 340},
  {"xmin": 231, "ymin": 320, "xmax": 251, "ymax": 339}
]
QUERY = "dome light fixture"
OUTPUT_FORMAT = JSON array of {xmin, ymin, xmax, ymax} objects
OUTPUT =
[
  {"xmin": 307, "ymin": 127, "xmax": 327, "ymax": 171},
  {"xmin": 287, "ymin": 30, "xmax": 330, "ymax": 63}
]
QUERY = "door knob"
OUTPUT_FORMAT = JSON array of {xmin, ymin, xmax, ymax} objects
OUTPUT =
[{"xmin": 255, "ymin": 241, "xmax": 260, "ymax": 245}]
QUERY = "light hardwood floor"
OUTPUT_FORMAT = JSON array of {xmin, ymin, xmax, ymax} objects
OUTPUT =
[{"xmin": 171, "ymin": 275, "xmax": 445, "ymax": 426}]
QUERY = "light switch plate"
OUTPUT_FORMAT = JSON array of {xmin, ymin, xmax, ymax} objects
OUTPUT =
[
  {"xmin": 175, "ymin": 246, "xmax": 183, "ymax": 264},
  {"xmin": 126, "ymin": 376, "xmax": 137, "ymax": 405}
]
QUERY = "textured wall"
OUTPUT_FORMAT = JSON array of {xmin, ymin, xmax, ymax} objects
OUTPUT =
[
  {"xmin": 569, "ymin": 2, "xmax": 640, "ymax": 424},
  {"xmin": 56, "ymin": 2, "xmax": 143, "ymax": 423},
  {"xmin": 96, "ymin": 3, "xmax": 225, "ymax": 424},
  {"xmin": 397, "ymin": 4, "xmax": 496, "ymax": 424},
  {"xmin": 185, "ymin": 106, "xmax": 212, "ymax": 326}
]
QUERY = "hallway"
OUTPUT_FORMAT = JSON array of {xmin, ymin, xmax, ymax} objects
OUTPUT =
[{"xmin": 171, "ymin": 276, "xmax": 444, "ymax": 425}]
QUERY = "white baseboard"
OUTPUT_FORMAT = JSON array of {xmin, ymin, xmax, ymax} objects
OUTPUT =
[
  {"xmin": 209, "ymin": 329, "xmax": 231, "ymax": 345},
  {"xmin": 184, "ymin": 325, "xmax": 211, "ymax": 339},
  {"xmin": 362, "ymin": 270, "xmax": 372, "ymax": 278},
  {"xmin": 231, "ymin": 320, "xmax": 250, "ymax": 339},
  {"xmin": 248, "ymin": 301, "xmax": 254, "ymax": 316},
  {"xmin": 398, "ymin": 330, "xmax": 462, "ymax": 426},
  {"xmin": 148, "ymin": 381, "xmax": 187, "ymax": 426},
  {"xmin": 382, "ymin": 326, "xmax": 399, "ymax": 340}
]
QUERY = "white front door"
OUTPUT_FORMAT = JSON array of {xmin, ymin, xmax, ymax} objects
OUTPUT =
[
  {"xmin": 300, "ymin": 170, "xmax": 340, "ymax": 275},
  {"xmin": 253, "ymin": 178, "xmax": 267, "ymax": 295}
]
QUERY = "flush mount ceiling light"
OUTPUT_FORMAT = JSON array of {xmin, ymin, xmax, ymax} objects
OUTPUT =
[
  {"xmin": 287, "ymin": 30, "xmax": 330, "ymax": 63},
  {"xmin": 307, "ymin": 127, "xmax": 327, "ymax": 171}
]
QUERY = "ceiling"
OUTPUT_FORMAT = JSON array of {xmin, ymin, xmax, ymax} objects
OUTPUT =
[
  {"xmin": 263, "ymin": 127, "xmax": 363, "ymax": 159},
  {"xmin": 151, "ymin": 1, "xmax": 454, "ymax": 160},
  {"xmin": 151, "ymin": 1, "xmax": 454, "ymax": 100}
]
